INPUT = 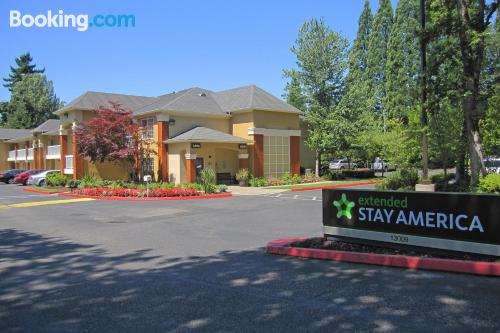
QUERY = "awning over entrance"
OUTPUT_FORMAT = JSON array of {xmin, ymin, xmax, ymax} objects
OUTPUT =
[{"xmin": 164, "ymin": 126, "xmax": 252, "ymax": 144}]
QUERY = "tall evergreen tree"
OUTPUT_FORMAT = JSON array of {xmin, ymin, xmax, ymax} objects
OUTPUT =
[
  {"xmin": 481, "ymin": 15, "xmax": 500, "ymax": 157},
  {"xmin": 338, "ymin": 0, "xmax": 373, "ymax": 120},
  {"xmin": 385, "ymin": 0, "xmax": 420, "ymax": 121},
  {"xmin": 366, "ymin": 0, "xmax": 394, "ymax": 129},
  {"xmin": 3, "ymin": 52, "xmax": 45, "ymax": 92},
  {"xmin": 6, "ymin": 74, "xmax": 61, "ymax": 129}
]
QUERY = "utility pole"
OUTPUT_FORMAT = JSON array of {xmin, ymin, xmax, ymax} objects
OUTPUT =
[{"xmin": 420, "ymin": 0, "xmax": 429, "ymax": 182}]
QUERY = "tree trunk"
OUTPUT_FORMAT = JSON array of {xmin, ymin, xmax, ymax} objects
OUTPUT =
[
  {"xmin": 315, "ymin": 150, "xmax": 321, "ymax": 177},
  {"xmin": 455, "ymin": 0, "xmax": 488, "ymax": 187}
]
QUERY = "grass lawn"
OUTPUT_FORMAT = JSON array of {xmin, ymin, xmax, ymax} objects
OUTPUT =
[
  {"xmin": 27, "ymin": 186, "xmax": 67, "ymax": 193},
  {"xmin": 270, "ymin": 178, "xmax": 381, "ymax": 190}
]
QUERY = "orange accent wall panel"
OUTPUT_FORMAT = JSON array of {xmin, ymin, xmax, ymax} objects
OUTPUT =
[
  {"xmin": 239, "ymin": 158, "xmax": 248, "ymax": 170},
  {"xmin": 186, "ymin": 159, "xmax": 196, "ymax": 183},
  {"xmin": 290, "ymin": 136, "xmax": 300, "ymax": 175},
  {"xmin": 253, "ymin": 134, "xmax": 264, "ymax": 178},
  {"xmin": 72, "ymin": 133, "xmax": 84, "ymax": 180},
  {"xmin": 157, "ymin": 121, "xmax": 169, "ymax": 181}
]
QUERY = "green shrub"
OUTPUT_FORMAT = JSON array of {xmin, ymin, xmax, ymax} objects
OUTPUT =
[
  {"xmin": 235, "ymin": 168, "xmax": 250, "ymax": 181},
  {"xmin": 160, "ymin": 182, "xmax": 175, "ymax": 189},
  {"xmin": 342, "ymin": 169, "xmax": 375, "ymax": 179},
  {"xmin": 376, "ymin": 168, "xmax": 418, "ymax": 191},
  {"xmin": 217, "ymin": 184, "xmax": 228, "ymax": 193},
  {"xmin": 281, "ymin": 173, "xmax": 302, "ymax": 184},
  {"xmin": 477, "ymin": 174, "xmax": 500, "ymax": 194},
  {"xmin": 431, "ymin": 173, "xmax": 456, "ymax": 192},
  {"xmin": 199, "ymin": 168, "xmax": 217, "ymax": 194},
  {"xmin": 323, "ymin": 170, "xmax": 346, "ymax": 181},
  {"xmin": 108, "ymin": 180, "xmax": 126, "ymax": 189},
  {"xmin": 303, "ymin": 171, "xmax": 321, "ymax": 183},
  {"xmin": 66, "ymin": 179, "xmax": 80, "ymax": 189},
  {"xmin": 46, "ymin": 173, "xmax": 68, "ymax": 187},
  {"xmin": 266, "ymin": 177, "xmax": 282, "ymax": 186},
  {"xmin": 249, "ymin": 177, "xmax": 267, "ymax": 187},
  {"xmin": 78, "ymin": 174, "xmax": 99, "ymax": 188},
  {"xmin": 182, "ymin": 183, "xmax": 203, "ymax": 191}
]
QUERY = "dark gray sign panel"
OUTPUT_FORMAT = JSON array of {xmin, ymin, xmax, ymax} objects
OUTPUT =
[{"xmin": 322, "ymin": 189, "xmax": 500, "ymax": 256}]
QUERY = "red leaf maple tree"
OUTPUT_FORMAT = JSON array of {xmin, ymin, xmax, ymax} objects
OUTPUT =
[{"xmin": 74, "ymin": 102, "xmax": 156, "ymax": 181}]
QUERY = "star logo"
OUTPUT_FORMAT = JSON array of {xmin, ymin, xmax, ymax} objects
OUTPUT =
[{"xmin": 333, "ymin": 193, "xmax": 355, "ymax": 219}]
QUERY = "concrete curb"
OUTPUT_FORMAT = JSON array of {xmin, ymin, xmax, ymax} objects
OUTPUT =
[
  {"xmin": 58, "ymin": 192, "xmax": 232, "ymax": 201},
  {"xmin": 290, "ymin": 181, "xmax": 381, "ymax": 192},
  {"xmin": 266, "ymin": 238, "xmax": 500, "ymax": 277}
]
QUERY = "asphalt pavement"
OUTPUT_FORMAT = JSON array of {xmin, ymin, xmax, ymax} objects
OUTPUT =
[{"xmin": 0, "ymin": 183, "xmax": 499, "ymax": 332}]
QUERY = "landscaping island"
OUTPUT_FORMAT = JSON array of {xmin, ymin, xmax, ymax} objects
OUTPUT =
[{"xmin": 267, "ymin": 237, "xmax": 500, "ymax": 276}]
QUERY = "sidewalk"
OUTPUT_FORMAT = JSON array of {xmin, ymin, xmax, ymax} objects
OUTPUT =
[{"xmin": 227, "ymin": 186, "xmax": 289, "ymax": 196}]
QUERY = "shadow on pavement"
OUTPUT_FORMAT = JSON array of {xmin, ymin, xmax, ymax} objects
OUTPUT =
[{"xmin": 0, "ymin": 229, "xmax": 499, "ymax": 332}]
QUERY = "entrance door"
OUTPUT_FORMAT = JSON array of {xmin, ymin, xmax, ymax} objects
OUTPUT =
[{"xmin": 195, "ymin": 157, "xmax": 204, "ymax": 182}]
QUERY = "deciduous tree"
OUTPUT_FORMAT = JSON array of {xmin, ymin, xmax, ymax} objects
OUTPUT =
[
  {"xmin": 74, "ymin": 103, "xmax": 157, "ymax": 181},
  {"xmin": 284, "ymin": 18, "xmax": 349, "ymax": 175}
]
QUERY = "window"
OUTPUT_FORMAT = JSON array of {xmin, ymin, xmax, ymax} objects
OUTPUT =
[
  {"xmin": 142, "ymin": 157, "xmax": 154, "ymax": 176},
  {"xmin": 141, "ymin": 117, "xmax": 155, "ymax": 139},
  {"xmin": 264, "ymin": 136, "xmax": 290, "ymax": 178}
]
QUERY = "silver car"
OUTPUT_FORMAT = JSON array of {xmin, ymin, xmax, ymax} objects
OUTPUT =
[
  {"xmin": 329, "ymin": 159, "xmax": 357, "ymax": 170},
  {"xmin": 27, "ymin": 170, "xmax": 60, "ymax": 186}
]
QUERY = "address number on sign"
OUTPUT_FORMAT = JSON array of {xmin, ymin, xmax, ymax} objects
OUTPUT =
[{"xmin": 389, "ymin": 234, "xmax": 409, "ymax": 243}]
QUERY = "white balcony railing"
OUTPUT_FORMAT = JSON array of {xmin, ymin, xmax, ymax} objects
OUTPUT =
[
  {"xmin": 27, "ymin": 148, "xmax": 34, "ymax": 161},
  {"xmin": 64, "ymin": 155, "xmax": 74, "ymax": 174},
  {"xmin": 46, "ymin": 145, "xmax": 61, "ymax": 159},
  {"xmin": 16, "ymin": 149, "xmax": 26, "ymax": 160},
  {"xmin": 7, "ymin": 150, "xmax": 16, "ymax": 161}
]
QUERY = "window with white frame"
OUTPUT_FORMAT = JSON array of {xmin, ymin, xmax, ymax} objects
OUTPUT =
[
  {"xmin": 141, "ymin": 117, "xmax": 155, "ymax": 139},
  {"xmin": 264, "ymin": 136, "xmax": 290, "ymax": 178},
  {"xmin": 142, "ymin": 157, "xmax": 154, "ymax": 176}
]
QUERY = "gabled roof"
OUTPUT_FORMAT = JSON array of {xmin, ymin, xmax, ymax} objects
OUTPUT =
[
  {"xmin": 32, "ymin": 119, "xmax": 60, "ymax": 134},
  {"xmin": 0, "ymin": 128, "xmax": 32, "ymax": 140},
  {"xmin": 134, "ymin": 87, "xmax": 227, "ymax": 117},
  {"xmin": 213, "ymin": 85, "xmax": 302, "ymax": 114},
  {"xmin": 165, "ymin": 126, "xmax": 251, "ymax": 143},
  {"xmin": 55, "ymin": 91, "xmax": 157, "ymax": 114}
]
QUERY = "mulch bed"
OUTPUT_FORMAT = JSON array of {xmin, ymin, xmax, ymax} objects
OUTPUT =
[{"xmin": 289, "ymin": 237, "xmax": 500, "ymax": 263}]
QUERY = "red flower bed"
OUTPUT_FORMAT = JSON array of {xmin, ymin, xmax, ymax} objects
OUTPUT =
[{"xmin": 72, "ymin": 187, "xmax": 200, "ymax": 198}]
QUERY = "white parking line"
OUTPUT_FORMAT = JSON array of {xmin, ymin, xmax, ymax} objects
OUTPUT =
[{"xmin": 262, "ymin": 193, "xmax": 322, "ymax": 202}]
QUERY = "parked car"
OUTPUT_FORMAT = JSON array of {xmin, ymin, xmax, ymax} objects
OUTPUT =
[
  {"xmin": 27, "ymin": 170, "xmax": 60, "ymax": 186},
  {"xmin": 0, "ymin": 169, "xmax": 26, "ymax": 184},
  {"xmin": 372, "ymin": 157, "xmax": 396, "ymax": 172},
  {"xmin": 329, "ymin": 159, "xmax": 357, "ymax": 170},
  {"xmin": 484, "ymin": 158, "xmax": 500, "ymax": 174},
  {"xmin": 14, "ymin": 169, "xmax": 45, "ymax": 185}
]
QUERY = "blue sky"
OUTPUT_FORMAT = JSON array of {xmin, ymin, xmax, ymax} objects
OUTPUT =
[{"xmin": 0, "ymin": 0, "xmax": 397, "ymax": 103}]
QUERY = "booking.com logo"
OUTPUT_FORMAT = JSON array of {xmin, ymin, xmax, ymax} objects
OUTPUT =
[{"xmin": 9, "ymin": 10, "xmax": 135, "ymax": 32}]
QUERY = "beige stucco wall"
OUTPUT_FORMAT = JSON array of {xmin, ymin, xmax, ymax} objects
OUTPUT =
[
  {"xmin": 167, "ymin": 142, "xmax": 247, "ymax": 184},
  {"xmin": 169, "ymin": 115, "xmax": 230, "ymax": 137},
  {"xmin": 0, "ymin": 141, "xmax": 10, "ymax": 171},
  {"xmin": 252, "ymin": 110, "xmax": 300, "ymax": 130},
  {"xmin": 85, "ymin": 160, "xmax": 130, "ymax": 180},
  {"xmin": 299, "ymin": 121, "xmax": 316, "ymax": 170},
  {"xmin": 231, "ymin": 112, "xmax": 254, "ymax": 140},
  {"xmin": 168, "ymin": 143, "xmax": 188, "ymax": 184}
]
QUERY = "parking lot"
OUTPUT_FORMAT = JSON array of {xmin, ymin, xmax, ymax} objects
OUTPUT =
[{"xmin": 1, "ymin": 184, "xmax": 499, "ymax": 332}]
